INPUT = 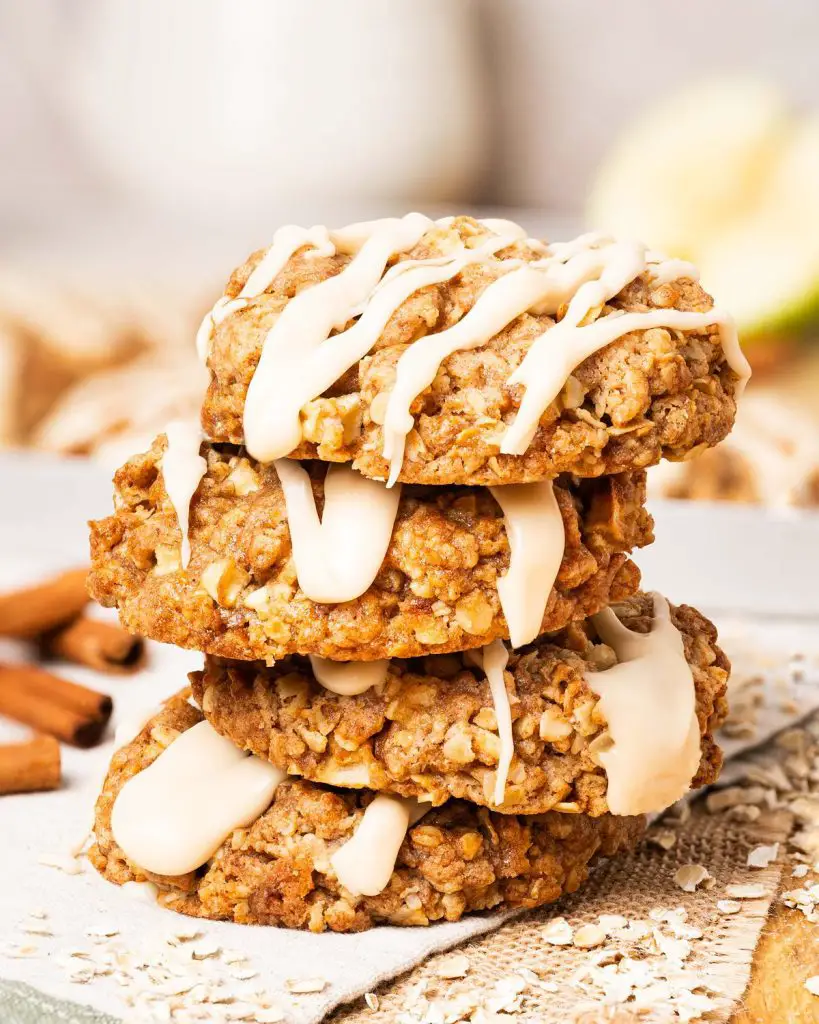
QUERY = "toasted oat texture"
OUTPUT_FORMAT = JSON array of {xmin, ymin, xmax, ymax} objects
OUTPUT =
[
  {"xmin": 87, "ymin": 436, "xmax": 650, "ymax": 660},
  {"xmin": 89, "ymin": 695, "xmax": 644, "ymax": 931},
  {"xmin": 201, "ymin": 216, "xmax": 739, "ymax": 486},
  {"xmin": 192, "ymin": 594, "xmax": 728, "ymax": 816}
]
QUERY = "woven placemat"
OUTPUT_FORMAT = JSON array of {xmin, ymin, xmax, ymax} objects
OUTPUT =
[{"xmin": 333, "ymin": 803, "xmax": 794, "ymax": 1023}]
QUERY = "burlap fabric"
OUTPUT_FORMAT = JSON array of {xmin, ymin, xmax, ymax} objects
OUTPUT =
[{"xmin": 333, "ymin": 803, "xmax": 794, "ymax": 1023}]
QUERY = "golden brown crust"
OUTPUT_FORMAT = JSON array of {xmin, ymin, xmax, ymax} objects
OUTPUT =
[
  {"xmin": 87, "ymin": 436, "xmax": 651, "ymax": 660},
  {"xmin": 201, "ymin": 217, "xmax": 738, "ymax": 485},
  {"xmin": 89, "ymin": 695, "xmax": 644, "ymax": 931},
  {"xmin": 192, "ymin": 593, "xmax": 728, "ymax": 816}
]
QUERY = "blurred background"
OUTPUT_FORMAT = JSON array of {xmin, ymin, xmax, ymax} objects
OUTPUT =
[{"xmin": 2, "ymin": 0, "xmax": 818, "ymax": 504}]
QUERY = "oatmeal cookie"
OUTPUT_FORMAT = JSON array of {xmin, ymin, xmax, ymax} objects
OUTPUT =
[
  {"xmin": 192, "ymin": 594, "xmax": 728, "ymax": 816},
  {"xmin": 201, "ymin": 216, "xmax": 740, "ymax": 485},
  {"xmin": 89, "ymin": 695, "xmax": 644, "ymax": 932},
  {"xmin": 87, "ymin": 436, "xmax": 651, "ymax": 660}
]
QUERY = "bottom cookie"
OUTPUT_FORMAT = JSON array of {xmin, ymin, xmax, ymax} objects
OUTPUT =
[{"xmin": 90, "ymin": 693, "xmax": 644, "ymax": 932}]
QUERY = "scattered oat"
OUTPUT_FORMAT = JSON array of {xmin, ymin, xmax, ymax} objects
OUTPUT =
[
  {"xmin": 542, "ymin": 916, "xmax": 573, "ymax": 945},
  {"xmin": 747, "ymin": 843, "xmax": 779, "ymax": 869},
  {"xmin": 364, "ymin": 992, "xmax": 379, "ymax": 1011},
  {"xmin": 285, "ymin": 977, "xmax": 327, "ymax": 995},
  {"xmin": 166, "ymin": 926, "xmax": 202, "ymax": 945},
  {"xmin": 647, "ymin": 829, "xmax": 677, "ymax": 851},
  {"xmin": 598, "ymin": 914, "xmax": 629, "ymax": 933},
  {"xmin": 222, "ymin": 949, "xmax": 248, "ymax": 965},
  {"xmin": 805, "ymin": 976, "xmax": 819, "ymax": 997},
  {"xmin": 191, "ymin": 941, "xmax": 222, "ymax": 960},
  {"xmin": 717, "ymin": 900, "xmax": 742, "ymax": 915},
  {"xmin": 706, "ymin": 786, "xmax": 767, "ymax": 813},
  {"xmin": 725, "ymin": 883, "xmax": 767, "ymax": 899},
  {"xmin": 3, "ymin": 944, "xmax": 39, "ymax": 959},
  {"xmin": 21, "ymin": 921, "xmax": 54, "ymax": 937},
  {"xmin": 37, "ymin": 854, "xmax": 82, "ymax": 875},
  {"xmin": 572, "ymin": 924, "xmax": 606, "ymax": 949},
  {"xmin": 674, "ymin": 864, "xmax": 713, "ymax": 892},
  {"xmin": 254, "ymin": 1009, "xmax": 285, "ymax": 1023},
  {"xmin": 793, "ymin": 864, "xmax": 810, "ymax": 878},
  {"xmin": 436, "ymin": 954, "xmax": 470, "ymax": 979}
]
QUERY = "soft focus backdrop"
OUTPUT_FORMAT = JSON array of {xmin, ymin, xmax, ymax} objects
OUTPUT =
[{"xmin": 1, "ymin": 0, "xmax": 817, "ymax": 502}]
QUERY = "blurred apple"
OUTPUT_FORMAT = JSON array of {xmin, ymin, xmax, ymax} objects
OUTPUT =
[{"xmin": 587, "ymin": 76, "xmax": 819, "ymax": 363}]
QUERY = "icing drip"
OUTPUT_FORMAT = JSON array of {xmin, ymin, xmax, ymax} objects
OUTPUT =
[
  {"xmin": 331, "ymin": 794, "xmax": 427, "ymax": 896},
  {"xmin": 308, "ymin": 655, "xmax": 390, "ymax": 696},
  {"xmin": 585, "ymin": 593, "xmax": 701, "ymax": 816},
  {"xmin": 506, "ymin": 307, "xmax": 746, "ymax": 454},
  {"xmin": 200, "ymin": 215, "xmax": 749, "ymax": 481},
  {"xmin": 243, "ymin": 213, "xmax": 432, "ymax": 462},
  {"xmin": 111, "ymin": 721, "xmax": 284, "ymax": 877},
  {"xmin": 274, "ymin": 461, "xmax": 401, "ymax": 604},
  {"xmin": 196, "ymin": 224, "xmax": 334, "ymax": 360},
  {"xmin": 646, "ymin": 252, "xmax": 700, "ymax": 286},
  {"xmin": 467, "ymin": 641, "xmax": 513, "ymax": 806},
  {"xmin": 381, "ymin": 262, "xmax": 579, "ymax": 486},
  {"xmin": 161, "ymin": 421, "xmax": 207, "ymax": 568},
  {"xmin": 500, "ymin": 270, "xmax": 750, "ymax": 454},
  {"xmin": 489, "ymin": 480, "xmax": 565, "ymax": 649}
]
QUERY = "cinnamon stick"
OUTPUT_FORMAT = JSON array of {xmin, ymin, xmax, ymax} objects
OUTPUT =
[
  {"xmin": 42, "ymin": 617, "xmax": 145, "ymax": 674},
  {"xmin": 0, "ymin": 664, "xmax": 112, "ymax": 747},
  {"xmin": 0, "ymin": 568, "xmax": 89, "ymax": 639},
  {"xmin": 0, "ymin": 735, "xmax": 61, "ymax": 794}
]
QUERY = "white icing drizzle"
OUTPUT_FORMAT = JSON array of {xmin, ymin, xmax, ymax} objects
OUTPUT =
[
  {"xmin": 308, "ymin": 655, "xmax": 390, "ymax": 696},
  {"xmin": 243, "ymin": 213, "xmax": 432, "ymax": 463},
  {"xmin": 585, "ymin": 593, "xmax": 701, "ymax": 816},
  {"xmin": 161, "ymin": 421, "xmax": 207, "ymax": 568},
  {"xmin": 646, "ymin": 251, "xmax": 700, "ymax": 286},
  {"xmin": 111, "ymin": 720, "xmax": 284, "ymax": 877},
  {"xmin": 381, "ymin": 261, "xmax": 579, "ymax": 486},
  {"xmin": 199, "ymin": 216, "xmax": 749, "ymax": 484},
  {"xmin": 196, "ymin": 224, "xmax": 334, "ymax": 360},
  {"xmin": 274, "ymin": 461, "xmax": 401, "ymax": 604},
  {"xmin": 330, "ymin": 794, "xmax": 427, "ymax": 897},
  {"xmin": 489, "ymin": 480, "xmax": 565, "ymax": 649},
  {"xmin": 467, "ymin": 640, "xmax": 513, "ymax": 806}
]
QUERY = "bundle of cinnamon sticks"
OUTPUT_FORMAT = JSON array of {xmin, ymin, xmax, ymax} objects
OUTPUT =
[{"xmin": 0, "ymin": 567, "xmax": 146, "ymax": 795}]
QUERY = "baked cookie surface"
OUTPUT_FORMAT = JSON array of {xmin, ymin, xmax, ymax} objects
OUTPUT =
[
  {"xmin": 88, "ymin": 436, "xmax": 651, "ymax": 660},
  {"xmin": 89, "ymin": 695, "xmax": 644, "ymax": 932},
  {"xmin": 192, "ymin": 594, "xmax": 728, "ymax": 816},
  {"xmin": 200, "ymin": 216, "xmax": 741, "ymax": 485}
]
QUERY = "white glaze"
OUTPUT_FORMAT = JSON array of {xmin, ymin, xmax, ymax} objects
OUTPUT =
[
  {"xmin": 466, "ymin": 641, "xmax": 513, "ymax": 806},
  {"xmin": 243, "ymin": 213, "xmax": 432, "ymax": 462},
  {"xmin": 202, "ymin": 216, "xmax": 749, "ymax": 484},
  {"xmin": 489, "ymin": 480, "xmax": 565, "ymax": 649},
  {"xmin": 161, "ymin": 421, "xmax": 207, "ymax": 568},
  {"xmin": 274, "ymin": 461, "xmax": 401, "ymax": 604},
  {"xmin": 381, "ymin": 262, "xmax": 569, "ymax": 485},
  {"xmin": 308, "ymin": 655, "xmax": 390, "ymax": 696},
  {"xmin": 585, "ymin": 593, "xmax": 700, "ymax": 816},
  {"xmin": 196, "ymin": 224, "xmax": 334, "ymax": 360},
  {"xmin": 111, "ymin": 721, "xmax": 284, "ymax": 877},
  {"xmin": 330, "ymin": 794, "xmax": 427, "ymax": 896},
  {"xmin": 502, "ymin": 299, "xmax": 749, "ymax": 456}
]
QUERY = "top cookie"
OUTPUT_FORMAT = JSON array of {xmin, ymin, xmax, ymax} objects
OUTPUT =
[{"xmin": 199, "ymin": 215, "xmax": 749, "ymax": 486}]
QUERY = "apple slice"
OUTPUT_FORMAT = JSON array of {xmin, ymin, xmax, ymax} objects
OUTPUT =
[
  {"xmin": 697, "ymin": 118, "xmax": 819, "ymax": 337},
  {"xmin": 587, "ymin": 76, "xmax": 789, "ymax": 260}
]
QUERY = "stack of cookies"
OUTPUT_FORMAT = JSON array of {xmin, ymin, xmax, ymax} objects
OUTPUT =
[{"xmin": 87, "ymin": 215, "xmax": 747, "ymax": 932}]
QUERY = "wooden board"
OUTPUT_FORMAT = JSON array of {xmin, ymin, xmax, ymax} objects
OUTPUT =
[{"xmin": 733, "ymin": 897, "xmax": 819, "ymax": 1022}]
